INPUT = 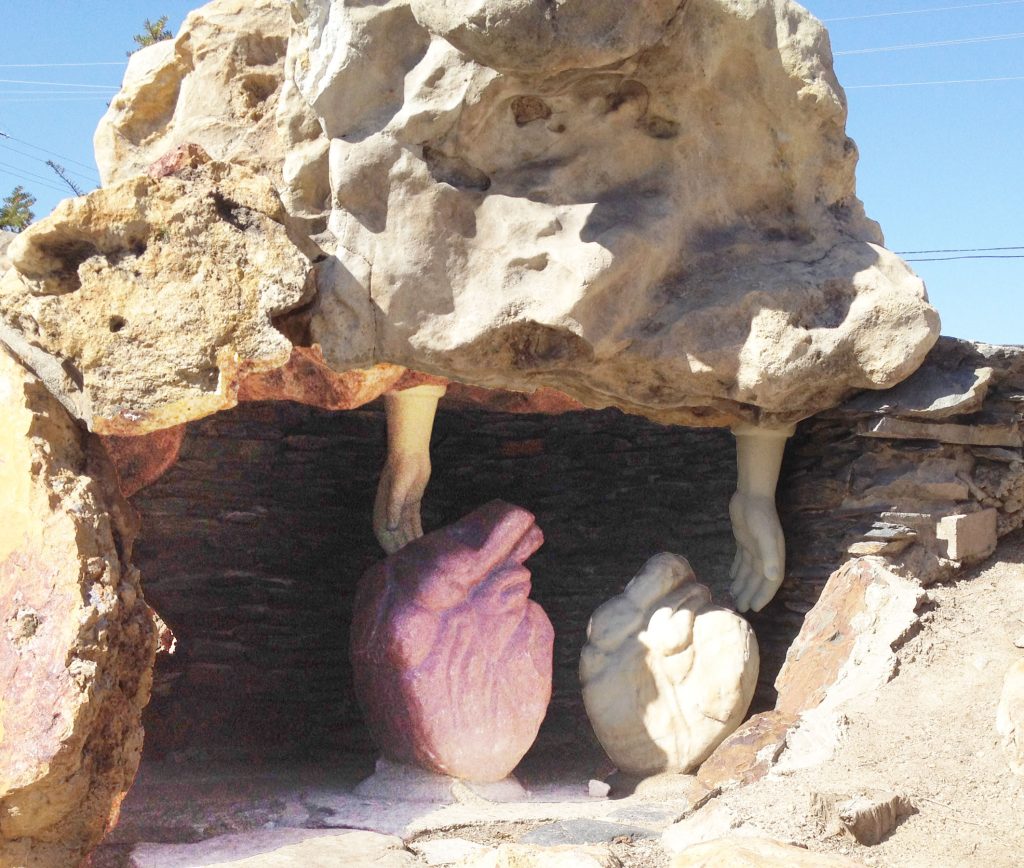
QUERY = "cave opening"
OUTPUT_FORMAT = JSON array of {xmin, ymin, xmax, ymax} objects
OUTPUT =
[{"xmin": 128, "ymin": 397, "xmax": 812, "ymax": 779}]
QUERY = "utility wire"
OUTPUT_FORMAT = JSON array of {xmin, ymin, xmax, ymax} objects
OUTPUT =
[
  {"xmin": 0, "ymin": 90, "xmax": 116, "ymax": 96},
  {"xmin": 0, "ymin": 160, "xmax": 75, "ymax": 196},
  {"xmin": 0, "ymin": 97, "xmax": 111, "ymax": 103},
  {"xmin": 847, "ymin": 74, "xmax": 1024, "ymax": 88},
  {"xmin": 836, "ymin": 31, "xmax": 1024, "ymax": 55},
  {"xmin": 825, "ymin": 0, "xmax": 1024, "ymax": 22},
  {"xmin": 905, "ymin": 254, "xmax": 1024, "ymax": 261},
  {"xmin": 0, "ymin": 78, "xmax": 118, "ymax": 90},
  {"xmin": 896, "ymin": 246, "xmax": 1024, "ymax": 254},
  {"xmin": 0, "ymin": 141, "xmax": 99, "ymax": 185},
  {"xmin": 0, "ymin": 62, "xmax": 126, "ymax": 68},
  {"xmin": 0, "ymin": 132, "xmax": 100, "ymax": 174},
  {"xmin": 898, "ymin": 245, "xmax": 1024, "ymax": 261}
]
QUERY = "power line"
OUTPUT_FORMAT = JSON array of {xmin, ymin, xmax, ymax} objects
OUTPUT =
[
  {"xmin": 0, "ymin": 160, "xmax": 74, "ymax": 196},
  {"xmin": 0, "ymin": 132, "xmax": 101, "ymax": 174},
  {"xmin": 0, "ymin": 62, "xmax": 126, "ymax": 68},
  {"xmin": 847, "ymin": 74, "xmax": 1024, "ymax": 88},
  {"xmin": 836, "ymin": 31, "xmax": 1024, "ymax": 55},
  {"xmin": 0, "ymin": 78, "xmax": 118, "ymax": 90},
  {"xmin": 825, "ymin": 0, "xmax": 1024, "ymax": 22},
  {"xmin": 905, "ymin": 254, "xmax": 1024, "ymax": 261},
  {"xmin": 0, "ymin": 141, "xmax": 99, "ymax": 185},
  {"xmin": 0, "ymin": 90, "xmax": 116, "ymax": 96},
  {"xmin": 0, "ymin": 97, "xmax": 111, "ymax": 103},
  {"xmin": 896, "ymin": 246, "xmax": 1024, "ymax": 254}
]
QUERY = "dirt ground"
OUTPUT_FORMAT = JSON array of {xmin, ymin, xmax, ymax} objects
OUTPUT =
[
  {"xmin": 94, "ymin": 531, "xmax": 1024, "ymax": 867},
  {"xmin": 706, "ymin": 529, "xmax": 1024, "ymax": 868}
]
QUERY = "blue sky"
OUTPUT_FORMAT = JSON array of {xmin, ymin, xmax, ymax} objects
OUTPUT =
[{"xmin": 1, "ymin": 1, "xmax": 1021, "ymax": 345}]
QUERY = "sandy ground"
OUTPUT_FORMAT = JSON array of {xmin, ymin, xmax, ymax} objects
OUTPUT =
[{"xmin": 707, "ymin": 529, "xmax": 1024, "ymax": 867}]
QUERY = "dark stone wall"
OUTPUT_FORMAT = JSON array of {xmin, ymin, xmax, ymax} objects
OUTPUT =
[
  {"xmin": 132, "ymin": 338, "xmax": 1024, "ymax": 764},
  {"xmin": 133, "ymin": 402, "xmax": 772, "ymax": 761}
]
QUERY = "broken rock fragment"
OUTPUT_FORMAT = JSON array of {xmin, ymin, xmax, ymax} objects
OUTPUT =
[
  {"xmin": 811, "ymin": 790, "xmax": 916, "ymax": 846},
  {"xmin": 580, "ymin": 554, "xmax": 758, "ymax": 776},
  {"xmin": 350, "ymin": 501, "xmax": 553, "ymax": 783}
]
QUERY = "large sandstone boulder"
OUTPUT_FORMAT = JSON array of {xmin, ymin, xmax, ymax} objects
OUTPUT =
[
  {"xmin": 0, "ymin": 347, "xmax": 156, "ymax": 867},
  {"xmin": 3, "ymin": 0, "xmax": 938, "ymax": 436},
  {"xmin": 288, "ymin": 0, "xmax": 939, "ymax": 427},
  {"xmin": 0, "ymin": 147, "xmax": 313, "ymax": 435}
]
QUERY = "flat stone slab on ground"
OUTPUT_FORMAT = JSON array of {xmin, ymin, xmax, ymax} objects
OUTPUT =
[
  {"xmin": 466, "ymin": 843, "xmax": 621, "ymax": 867},
  {"xmin": 130, "ymin": 829, "xmax": 413, "ymax": 867},
  {"xmin": 519, "ymin": 818, "xmax": 659, "ymax": 846}
]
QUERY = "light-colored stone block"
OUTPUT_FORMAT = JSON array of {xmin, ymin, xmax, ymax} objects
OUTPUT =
[{"xmin": 936, "ymin": 510, "xmax": 998, "ymax": 562}]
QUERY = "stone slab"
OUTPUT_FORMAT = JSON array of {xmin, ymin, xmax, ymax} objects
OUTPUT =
[{"xmin": 130, "ymin": 829, "xmax": 414, "ymax": 868}]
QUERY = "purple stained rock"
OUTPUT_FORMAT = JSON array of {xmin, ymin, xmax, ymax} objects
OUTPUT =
[{"xmin": 350, "ymin": 500, "xmax": 554, "ymax": 782}]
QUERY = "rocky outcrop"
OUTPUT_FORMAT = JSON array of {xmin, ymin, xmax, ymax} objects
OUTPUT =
[
  {"xmin": 95, "ymin": 0, "xmax": 330, "ymax": 232},
  {"xmin": 350, "ymin": 501, "xmax": 553, "ymax": 782},
  {"xmin": 580, "ymin": 554, "xmax": 758, "ymax": 775},
  {"xmin": 3, "ymin": 0, "xmax": 939, "ymax": 441},
  {"xmin": 0, "ymin": 146, "xmax": 313, "ymax": 435},
  {"xmin": 0, "ymin": 348, "xmax": 155, "ymax": 867},
  {"xmin": 95, "ymin": 0, "xmax": 289, "ymax": 187},
  {"xmin": 291, "ymin": 0, "xmax": 939, "ymax": 428}
]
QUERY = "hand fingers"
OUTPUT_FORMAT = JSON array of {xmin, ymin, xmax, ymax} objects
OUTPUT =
[
  {"xmin": 749, "ymin": 510, "xmax": 784, "ymax": 581},
  {"xmin": 749, "ymin": 571, "xmax": 783, "ymax": 612},
  {"xmin": 730, "ymin": 547, "xmax": 752, "ymax": 599},
  {"xmin": 734, "ymin": 574, "xmax": 759, "ymax": 613}
]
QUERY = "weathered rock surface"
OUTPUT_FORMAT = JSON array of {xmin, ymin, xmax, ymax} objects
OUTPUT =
[
  {"xmin": 95, "ymin": 0, "xmax": 332, "ymax": 234},
  {"xmin": 580, "ymin": 554, "xmax": 758, "ymax": 775},
  {"xmin": 661, "ymin": 802, "xmax": 763, "ymax": 855},
  {"xmin": 350, "ymin": 500, "xmax": 554, "ymax": 782},
  {"xmin": 102, "ymin": 425, "xmax": 187, "ymax": 498},
  {"xmin": 696, "ymin": 710, "xmax": 797, "ymax": 791},
  {"xmin": 0, "ymin": 230, "xmax": 15, "ymax": 273},
  {"xmin": 0, "ymin": 348, "xmax": 156, "ymax": 867},
  {"xmin": 0, "ymin": 147, "xmax": 313, "ymax": 435},
  {"xmin": 996, "ymin": 659, "xmax": 1024, "ymax": 776},
  {"xmin": 95, "ymin": 0, "xmax": 290, "ymax": 189},
  {"xmin": 3, "ymin": 0, "xmax": 940, "ymax": 437},
  {"xmin": 774, "ymin": 558, "xmax": 923, "ymax": 716},
  {"xmin": 290, "ymin": 0, "xmax": 939, "ymax": 427},
  {"xmin": 810, "ymin": 790, "xmax": 916, "ymax": 846},
  {"xmin": 670, "ymin": 836, "xmax": 864, "ymax": 867}
]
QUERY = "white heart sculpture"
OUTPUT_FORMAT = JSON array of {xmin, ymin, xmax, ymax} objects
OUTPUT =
[{"xmin": 580, "ymin": 553, "xmax": 759, "ymax": 776}]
